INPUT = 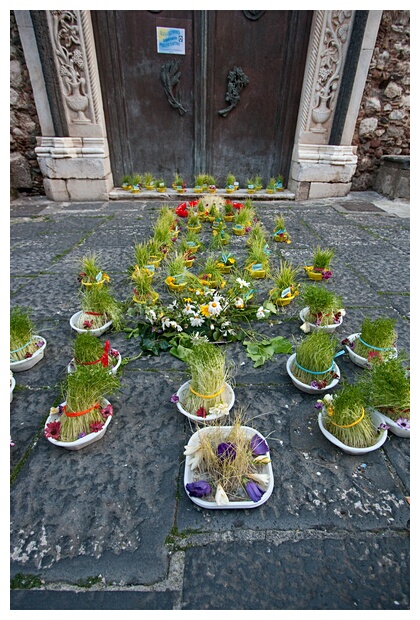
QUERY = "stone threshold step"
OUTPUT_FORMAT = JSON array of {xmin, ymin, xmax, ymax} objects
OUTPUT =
[{"xmin": 109, "ymin": 188, "xmax": 295, "ymax": 201}]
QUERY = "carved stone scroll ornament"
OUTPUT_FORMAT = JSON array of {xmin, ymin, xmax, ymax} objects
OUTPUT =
[
  {"xmin": 50, "ymin": 10, "xmax": 91, "ymax": 123},
  {"xmin": 218, "ymin": 66, "xmax": 249, "ymax": 118},
  {"xmin": 160, "ymin": 59, "xmax": 188, "ymax": 115},
  {"xmin": 311, "ymin": 10, "xmax": 352, "ymax": 133}
]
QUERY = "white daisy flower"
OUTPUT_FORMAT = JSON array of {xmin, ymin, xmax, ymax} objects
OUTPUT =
[
  {"xmin": 256, "ymin": 306, "xmax": 266, "ymax": 319},
  {"xmin": 234, "ymin": 297, "xmax": 244, "ymax": 308},
  {"xmin": 183, "ymin": 303, "xmax": 196, "ymax": 315},
  {"xmin": 236, "ymin": 277, "xmax": 250, "ymax": 289},
  {"xmin": 162, "ymin": 317, "xmax": 171, "ymax": 329},
  {"xmin": 207, "ymin": 300, "xmax": 222, "ymax": 316},
  {"xmin": 190, "ymin": 315, "xmax": 204, "ymax": 327}
]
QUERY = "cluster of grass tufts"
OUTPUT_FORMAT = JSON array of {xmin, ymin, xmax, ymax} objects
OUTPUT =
[
  {"xmin": 353, "ymin": 316, "xmax": 397, "ymax": 360},
  {"xmin": 358, "ymin": 357, "xmax": 410, "ymax": 421},
  {"xmin": 10, "ymin": 306, "xmax": 39, "ymax": 361},
  {"xmin": 293, "ymin": 331, "xmax": 338, "ymax": 386},
  {"xmin": 312, "ymin": 246, "xmax": 335, "ymax": 270},
  {"xmin": 323, "ymin": 384, "xmax": 379, "ymax": 448},
  {"xmin": 301, "ymin": 284, "xmax": 342, "ymax": 325}
]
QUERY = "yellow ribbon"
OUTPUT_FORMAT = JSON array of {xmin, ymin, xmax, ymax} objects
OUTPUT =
[
  {"xmin": 328, "ymin": 407, "xmax": 365, "ymax": 428},
  {"xmin": 189, "ymin": 384, "xmax": 226, "ymax": 399}
]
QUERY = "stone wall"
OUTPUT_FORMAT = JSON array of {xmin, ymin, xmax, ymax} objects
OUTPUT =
[
  {"xmin": 10, "ymin": 11, "xmax": 44, "ymax": 196},
  {"xmin": 351, "ymin": 10, "xmax": 410, "ymax": 191}
]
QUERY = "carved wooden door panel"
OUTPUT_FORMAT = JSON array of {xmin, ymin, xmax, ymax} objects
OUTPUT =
[{"xmin": 91, "ymin": 10, "xmax": 312, "ymax": 186}]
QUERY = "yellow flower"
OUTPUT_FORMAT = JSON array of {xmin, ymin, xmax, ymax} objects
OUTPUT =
[
  {"xmin": 327, "ymin": 405, "xmax": 334, "ymax": 417},
  {"xmin": 102, "ymin": 273, "xmax": 110, "ymax": 282},
  {"xmin": 183, "ymin": 297, "xmax": 192, "ymax": 303},
  {"xmin": 200, "ymin": 304, "xmax": 210, "ymax": 317}
]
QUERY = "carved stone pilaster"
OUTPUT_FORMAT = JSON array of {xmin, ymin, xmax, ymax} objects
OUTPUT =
[
  {"xmin": 298, "ymin": 10, "xmax": 355, "ymax": 145},
  {"xmin": 46, "ymin": 10, "xmax": 105, "ymax": 138}
]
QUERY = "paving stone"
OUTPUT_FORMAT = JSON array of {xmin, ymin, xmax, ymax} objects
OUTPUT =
[
  {"xmin": 181, "ymin": 535, "xmax": 409, "ymax": 609},
  {"xmin": 11, "ymin": 590, "xmax": 177, "ymax": 610}
]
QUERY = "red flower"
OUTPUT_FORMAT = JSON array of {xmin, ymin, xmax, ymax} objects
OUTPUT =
[
  {"xmin": 195, "ymin": 407, "xmax": 207, "ymax": 418},
  {"xmin": 83, "ymin": 320, "xmax": 93, "ymax": 329},
  {"xmin": 232, "ymin": 202, "xmax": 244, "ymax": 210},
  {"xmin": 175, "ymin": 202, "xmax": 189, "ymax": 217},
  {"xmin": 24, "ymin": 352, "xmax": 33, "ymax": 358},
  {"xmin": 101, "ymin": 404, "xmax": 113, "ymax": 418},
  {"xmin": 90, "ymin": 420, "xmax": 104, "ymax": 433},
  {"xmin": 44, "ymin": 421, "xmax": 61, "ymax": 439}
]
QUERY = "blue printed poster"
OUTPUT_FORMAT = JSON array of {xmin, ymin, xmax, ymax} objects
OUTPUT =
[{"xmin": 156, "ymin": 27, "xmax": 186, "ymax": 55}]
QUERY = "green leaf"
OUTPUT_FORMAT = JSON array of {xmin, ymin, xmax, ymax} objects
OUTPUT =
[{"xmin": 270, "ymin": 336, "xmax": 293, "ymax": 354}]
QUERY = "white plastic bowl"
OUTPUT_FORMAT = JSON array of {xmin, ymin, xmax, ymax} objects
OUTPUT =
[
  {"xmin": 10, "ymin": 373, "xmax": 16, "ymax": 403},
  {"xmin": 286, "ymin": 353, "xmax": 340, "ymax": 394},
  {"xmin": 299, "ymin": 307, "xmax": 343, "ymax": 334},
  {"xmin": 184, "ymin": 425, "xmax": 274, "ymax": 509},
  {"xmin": 374, "ymin": 410, "xmax": 410, "ymax": 438},
  {"xmin": 176, "ymin": 380, "xmax": 235, "ymax": 423},
  {"xmin": 70, "ymin": 311, "xmax": 113, "ymax": 337},
  {"xmin": 344, "ymin": 333, "xmax": 398, "ymax": 369},
  {"xmin": 10, "ymin": 336, "xmax": 47, "ymax": 372},
  {"xmin": 318, "ymin": 408, "xmax": 388, "ymax": 454},
  {"xmin": 44, "ymin": 399, "xmax": 112, "ymax": 451}
]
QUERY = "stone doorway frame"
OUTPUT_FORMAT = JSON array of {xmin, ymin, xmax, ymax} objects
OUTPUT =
[{"xmin": 14, "ymin": 9, "xmax": 382, "ymax": 202}]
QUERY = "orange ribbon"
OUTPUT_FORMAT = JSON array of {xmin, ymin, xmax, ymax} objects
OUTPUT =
[{"xmin": 64, "ymin": 402, "xmax": 101, "ymax": 418}]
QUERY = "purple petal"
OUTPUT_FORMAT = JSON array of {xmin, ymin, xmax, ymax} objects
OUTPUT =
[
  {"xmin": 314, "ymin": 402, "xmax": 323, "ymax": 410},
  {"xmin": 216, "ymin": 442, "xmax": 236, "ymax": 461},
  {"xmin": 170, "ymin": 393, "xmax": 180, "ymax": 403},
  {"xmin": 186, "ymin": 481, "xmax": 211, "ymax": 498},
  {"xmin": 245, "ymin": 480, "xmax": 265, "ymax": 502},
  {"xmin": 250, "ymin": 434, "xmax": 269, "ymax": 455}
]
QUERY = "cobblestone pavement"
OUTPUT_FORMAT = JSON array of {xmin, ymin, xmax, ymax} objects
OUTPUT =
[{"xmin": 10, "ymin": 192, "xmax": 410, "ymax": 611}]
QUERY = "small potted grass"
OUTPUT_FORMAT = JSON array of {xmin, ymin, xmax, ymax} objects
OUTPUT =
[
  {"xmin": 266, "ymin": 177, "xmax": 276, "ymax": 194},
  {"xmin": 165, "ymin": 251, "xmax": 189, "ymax": 291},
  {"xmin": 174, "ymin": 339, "xmax": 235, "ymax": 422},
  {"xmin": 187, "ymin": 211, "xmax": 201, "ymax": 233},
  {"xmin": 223, "ymin": 201, "xmax": 235, "ymax": 221},
  {"xmin": 287, "ymin": 331, "xmax": 342, "ymax": 394},
  {"xmin": 358, "ymin": 357, "xmax": 410, "ymax": 437},
  {"xmin": 206, "ymin": 203, "xmax": 220, "ymax": 223},
  {"xmin": 205, "ymin": 174, "xmax": 217, "ymax": 193},
  {"xmin": 68, "ymin": 332, "xmax": 121, "ymax": 375},
  {"xmin": 316, "ymin": 384, "xmax": 388, "ymax": 455},
  {"xmin": 147, "ymin": 238, "xmax": 165, "ymax": 267},
  {"xmin": 225, "ymin": 173, "xmax": 236, "ymax": 194},
  {"xmin": 132, "ymin": 264, "xmax": 160, "ymax": 305},
  {"xmin": 254, "ymin": 175, "xmax": 263, "ymax": 191},
  {"xmin": 70, "ymin": 283, "xmax": 123, "ymax": 336},
  {"xmin": 194, "ymin": 173, "xmax": 206, "ymax": 193},
  {"xmin": 130, "ymin": 173, "xmax": 142, "ymax": 193},
  {"xmin": 10, "ymin": 306, "xmax": 47, "ymax": 372},
  {"xmin": 156, "ymin": 177, "xmax": 167, "ymax": 193},
  {"xmin": 121, "ymin": 174, "xmax": 133, "ymax": 191},
  {"xmin": 245, "ymin": 237, "xmax": 270, "ymax": 279},
  {"xmin": 44, "ymin": 363, "xmax": 120, "ymax": 450},
  {"xmin": 216, "ymin": 251, "xmax": 236, "ymax": 274},
  {"xmin": 269, "ymin": 260, "xmax": 301, "ymax": 307},
  {"xmin": 232, "ymin": 201, "xmax": 254, "ymax": 236},
  {"xmin": 143, "ymin": 171, "xmax": 155, "ymax": 190},
  {"xmin": 183, "ymin": 411, "xmax": 274, "ymax": 508},
  {"xmin": 304, "ymin": 246, "xmax": 335, "ymax": 280},
  {"xmin": 273, "ymin": 214, "xmax": 291, "ymax": 243},
  {"xmin": 342, "ymin": 316, "xmax": 397, "ymax": 368},
  {"xmin": 77, "ymin": 253, "xmax": 110, "ymax": 288},
  {"xmin": 198, "ymin": 256, "xmax": 227, "ymax": 289},
  {"xmin": 181, "ymin": 231, "xmax": 202, "ymax": 255},
  {"xmin": 275, "ymin": 174, "xmax": 284, "ymax": 192},
  {"xmin": 133, "ymin": 241, "xmax": 156, "ymax": 277},
  {"xmin": 246, "ymin": 177, "xmax": 256, "ymax": 194},
  {"xmin": 247, "ymin": 221, "xmax": 267, "ymax": 246},
  {"xmin": 210, "ymin": 227, "xmax": 230, "ymax": 250},
  {"xmin": 299, "ymin": 284, "xmax": 345, "ymax": 333}
]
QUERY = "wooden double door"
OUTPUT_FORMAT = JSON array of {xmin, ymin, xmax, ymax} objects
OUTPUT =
[{"xmin": 92, "ymin": 10, "xmax": 312, "ymax": 187}]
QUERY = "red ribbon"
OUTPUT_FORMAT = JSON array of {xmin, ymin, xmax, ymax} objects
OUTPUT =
[{"xmin": 74, "ymin": 340, "xmax": 110, "ymax": 368}]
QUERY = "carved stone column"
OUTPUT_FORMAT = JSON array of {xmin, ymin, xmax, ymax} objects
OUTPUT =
[
  {"xmin": 33, "ymin": 10, "xmax": 113, "ymax": 201},
  {"xmin": 289, "ymin": 10, "xmax": 360, "ymax": 199}
]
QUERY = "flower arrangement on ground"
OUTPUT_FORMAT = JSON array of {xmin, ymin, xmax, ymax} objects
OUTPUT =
[
  {"xmin": 210, "ymin": 227, "xmax": 230, "ymax": 250},
  {"xmin": 273, "ymin": 214, "xmax": 291, "ymax": 243},
  {"xmin": 266, "ymin": 177, "xmax": 276, "ymax": 193},
  {"xmin": 232, "ymin": 201, "xmax": 254, "ymax": 235},
  {"xmin": 44, "ymin": 363, "xmax": 120, "ymax": 445},
  {"xmin": 357, "ymin": 357, "xmax": 410, "ymax": 433},
  {"xmin": 245, "ymin": 236, "xmax": 270, "ymax": 279},
  {"xmin": 132, "ymin": 241, "xmax": 156, "ymax": 276},
  {"xmin": 225, "ymin": 173, "xmax": 236, "ymax": 193},
  {"xmin": 269, "ymin": 260, "xmax": 300, "ymax": 306},
  {"xmin": 132, "ymin": 264, "xmax": 160, "ymax": 304},
  {"xmin": 198, "ymin": 255, "xmax": 227, "ymax": 289},
  {"xmin": 289, "ymin": 331, "xmax": 341, "ymax": 390},
  {"xmin": 151, "ymin": 206, "xmax": 178, "ymax": 255},
  {"xmin": 184, "ymin": 412, "xmax": 273, "ymax": 506},
  {"xmin": 10, "ymin": 306, "xmax": 46, "ymax": 367},
  {"xmin": 315, "ymin": 385, "xmax": 387, "ymax": 450},
  {"xmin": 175, "ymin": 338, "xmax": 233, "ymax": 419},
  {"xmin": 76, "ymin": 280, "xmax": 123, "ymax": 331},
  {"xmin": 143, "ymin": 171, "xmax": 155, "ymax": 190},
  {"xmin": 299, "ymin": 284, "xmax": 345, "ymax": 332},
  {"xmin": 342, "ymin": 316, "xmax": 397, "ymax": 365},
  {"xmin": 165, "ymin": 251, "xmax": 190, "ymax": 290},
  {"xmin": 304, "ymin": 246, "xmax": 335, "ymax": 280},
  {"xmin": 68, "ymin": 332, "xmax": 120, "ymax": 373},
  {"xmin": 223, "ymin": 200, "xmax": 235, "ymax": 221},
  {"xmin": 180, "ymin": 231, "xmax": 202, "ymax": 255},
  {"xmin": 216, "ymin": 252, "xmax": 236, "ymax": 274},
  {"xmin": 187, "ymin": 211, "xmax": 201, "ymax": 232},
  {"xmin": 77, "ymin": 253, "xmax": 110, "ymax": 287}
]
